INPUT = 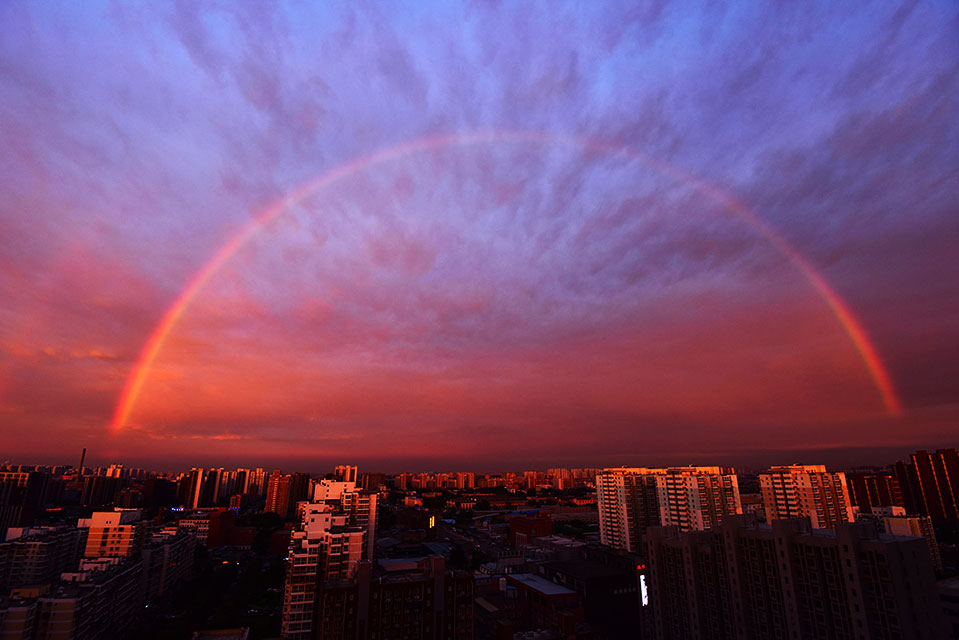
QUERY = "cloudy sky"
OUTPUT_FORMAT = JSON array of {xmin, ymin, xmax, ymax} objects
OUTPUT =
[{"xmin": 0, "ymin": 2, "xmax": 956, "ymax": 471}]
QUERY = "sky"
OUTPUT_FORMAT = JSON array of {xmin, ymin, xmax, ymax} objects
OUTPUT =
[{"xmin": 0, "ymin": 1, "xmax": 957, "ymax": 472}]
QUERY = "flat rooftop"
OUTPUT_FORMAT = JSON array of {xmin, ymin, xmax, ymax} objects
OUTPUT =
[{"xmin": 509, "ymin": 573, "xmax": 575, "ymax": 596}]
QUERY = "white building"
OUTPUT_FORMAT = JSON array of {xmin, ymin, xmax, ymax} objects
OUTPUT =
[{"xmin": 282, "ymin": 473, "xmax": 377, "ymax": 640}]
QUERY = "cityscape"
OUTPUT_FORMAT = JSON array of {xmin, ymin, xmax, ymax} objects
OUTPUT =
[
  {"xmin": 2, "ymin": 2, "xmax": 958, "ymax": 639},
  {"xmin": 0, "ymin": 451, "xmax": 957, "ymax": 638}
]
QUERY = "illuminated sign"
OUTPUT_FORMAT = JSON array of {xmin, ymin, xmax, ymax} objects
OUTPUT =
[
  {"xmin": 429, "ymin": 516, "xmax": 435, "ymax": 528},
  {"xmin": 640, "ymin": 574, "xmax": 648, "ymax": 606}
]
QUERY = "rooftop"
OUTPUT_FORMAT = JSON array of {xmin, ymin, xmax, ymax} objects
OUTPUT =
[{"xmin": 509, "ymin": 573, "xmax": 576, "ymax": 596}]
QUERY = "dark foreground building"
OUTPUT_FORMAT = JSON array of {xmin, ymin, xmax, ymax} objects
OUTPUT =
[
  {"xmin": 645, "ymin": 514, "xmax": 945, "ymax": 640},
  {"xmin": 894, "ymin": 449, "xmax": 959, "ymax": 523},
  {"xmin": 314, "ymin": 556, "xmax": 473, "ymax": 639}
]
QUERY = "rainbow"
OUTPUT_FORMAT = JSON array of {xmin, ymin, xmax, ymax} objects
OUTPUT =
[{"xmin": 110, "ymin": 130, "xmax": 901, "ymax": 431}]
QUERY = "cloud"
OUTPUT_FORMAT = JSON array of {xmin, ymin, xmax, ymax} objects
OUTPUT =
[{"xmin": 0, "ymin": 1, "xmax": 956, "ymax": 467}]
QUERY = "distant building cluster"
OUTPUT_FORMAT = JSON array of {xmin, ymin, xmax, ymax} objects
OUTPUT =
[{"xmin": 0, "ymin": 448, "xmax": 955, "ymax": 638}]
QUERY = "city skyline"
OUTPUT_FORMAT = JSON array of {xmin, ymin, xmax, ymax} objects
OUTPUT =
[{"xmin": 1, "ymin": 3, "xmax": 957, "ymax": 468}]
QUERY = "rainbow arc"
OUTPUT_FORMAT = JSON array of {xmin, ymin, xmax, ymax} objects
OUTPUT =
[{"xmin": 111, "ymin": 131, "xmax": 901, "ymax": 432}]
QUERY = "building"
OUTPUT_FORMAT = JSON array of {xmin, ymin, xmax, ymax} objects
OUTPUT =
[
  {"xmin": 655, "ymin": 466, "xmax": 741, "ymax": 532},
  {"xmin": 0, "ymin": 595, "xmax": 37, "ymax": 639},
  {"xmin": 597, "ymin": 467, "xmax": 742, "ymax": 552},
  {"xmin": 0, "ymin": 527, "xmax": 87, "ymax": 590},
  {"xmin": 77, "ymin": 510, "xmax": 144, "ymax": 559},
  {"xmin": 360, "ymin": 473, "xmax": 387, "ymax": 491},
  {"xmin": 265, "ymin": 472, "xmax": 291, "ymax": 517},
  {"xmin": 282, "ymin": 474, "xmax": 378, "ymax": 639},
  {"xmin": 940, "ymin": 576, "xmax": 959, "ymax": 640},
  {"xmin": 333, "ymin": 465, "xmax": 358, "ymax": 484},
  {"xmin": 79, "ymin": 475, "xmax": 120, "ymax": 510},
  {"xmin": 177, "ymin": 512, "xmax": 213, "ymax": 544},
  {"xmin": 0, "ymin": 472, "xmax": 50, "ymax": 539},
  {"xmin": 312, "ymin": 556, "xmax": 473, "ymax": 639},
  {"xmin": 248, "ymin": 468, "xmax": 268, "ymax": 497},
  {"xmin": 509, "ymin": 511, "xmax": 553, "ymax": 547},
  {"xmin": 140, "ymin": 531, "xmax": 195, "ymax": 600},
  {"xmin": 538, "ymin": 555, "xmax": 642, "ymax": 639},
  {"xmin": 880, "ymin": 515, "xmax": 942, "ymax": 574},
  {"xmin": 596, "ymin": 468, "xmax": 663, "ymax": 553},
  {"xmin": 759, "ymin": 464, "xmax": 853, "ymax": 529},
  {"xmin": 644, "ymin": 515, "xmax": 946, "ymax": 640},
  {"xmin": 0, "ymin": 557, "xmax": 144, "ymax": 640},
  {"xmin": 184, "ymin": 468, "xmax": 206, "ymax": 509},
  {"xmin": 454, "ymin": 472, "xmax": 475, "ymax": 490},
  {"xmin": 847, "ymin": 471, "xmax": 903, "ymax": 514},
  {"xmin": 894, "ymin": 448, "xmax": 959, "ymax": 523}
]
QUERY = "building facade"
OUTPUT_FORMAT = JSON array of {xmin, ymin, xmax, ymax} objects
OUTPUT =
[
  {"xmin": 759, "ymin": 464, "xmax": 853, "ymax": 529},
  {"xmin": 597, "ymin": 467, "xmax": 742, "ymax": 552},
  {"xmin": 644, "ymin": 515, "xmax": 946, "ymax": 640},
  {"xmin": 894, "ymin": 448, "xmax": 959, "ymax": 523}
]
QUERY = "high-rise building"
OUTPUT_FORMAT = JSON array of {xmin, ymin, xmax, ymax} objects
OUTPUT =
[
  {"xmin": 759, "ymin": 464, "xmax": 853, "ymax": 528},
  {"xmin": 0, "ymin": 527, "xmax": 87, "ymax": 589},
  {"xmin": 282, "ymin": 472, "xmax": 378, "ymax": 639},
  {"xmin": 77, "ymin": 510, "xmax": 144, "ymax": 559},
  {"xmin": 265, "ymin": 471, "xmax": 291, "ymax": 517},
  {"xmin": 848, "ymin": 471, "xmax": 903, "ymax": 514},
  {"xmin": 201, "ymin": 467, "xmax": 230, "ymax": 507},
  {"xmin": 140, "ymin": 531, "xmax": 196, "ymax": 600},
  {"xmin": 0, "ymin": 472, "xmax": 50, "ymax": 539},
  {"xmin": 247, "ymin": 468, "xmax": 268, "ymax": 497},
  {"xmin": 645, "ymin": 515, "xmax": 946, "ymax": 640},
  {"xmin": 655, "ymin": 466, "xmax": 742, "ymax": 532},
  {"xmin": 186, "ymin": 467, "xmax": 205, "ymax": 509},
  {"xmin": 597, "ymin": 467, "xmax": 741, "ymax": 552},
  {"xmin": 455, "ymin": 472, "xmax": 475, "ymax": 490},
  {"xmin": 333, "ymin": 465, "xmax": 358, "ymax": 483},
  {"xmin": 360, "ymin": 473, "xmax": 387, "ymax": 491},
  {"xmin": 234, "ymin": 468, "xmax": 250, "ymax": 495},
  {"xmin": 894, "ymin": 449, "xmax": 959, "ymax": 523},
  {"xmin": 80, "ymin": 474, "xmax": 120, "ymax": 509},
  {"xmin": 288, "ymin": 473, "xmax": 312, "ymax": 514},
  {"xmin": 597, "ymin": 468, "xmax": 663, "ymax": 553}
]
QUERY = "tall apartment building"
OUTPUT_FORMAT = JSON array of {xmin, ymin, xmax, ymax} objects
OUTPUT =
[
  {"xmin": 894, "ymin": 448, "xmax": 959, "ymax": 523},
  {"xmin": 265, "ymin": 472, "xmax": 291, "ymax": 517},
  {"xmin": 283, "ymin": 475, "xmax": 378, "ymax": 639},
  {"xmin": 139, "ymin": 531, "xmax": 195, "ymax": 601},
  {"xmin": 645, "ymin": 515, "xmax": 946, "ymax": 640},
  {"xmin": 655, "ymin": 467, "xmax": 741, "ymax": 532},
  {"xmin": 847, "ymin": 471, "xmax": 903, "ymax": 514},
  {"xmin": 0, "ymin": 472, "xmax": 50, "ymax": 539},
  {"xmin": 759, "ymin": 464, "xmax": 853, "ymax": 528},
  {"xmin": 80, "ymin": 475, "xmax": 121, "ymax": 510},
  {"xmin": 333, "ymin": 465, "xmax": 358, "ymax": 483},
  {"xmin": 597, "ymin": 467, "xmax": 741, "ymax": 552},
  {"xmin": 455, "ymin": 472, "xmax": 475, "ymax": 490},
  {"xmin": 597, "ymin": 469, "xmax": 664, "ymax": 553},
  {"xmin": 0, "ymin": 527, "xmax": 87, "ymax": 589},
  {"xmin": 77, "ymin": 510, "xmax": 144, "ymax": 559},
  {"xmin": 250, "ymin": 468, "xmax": 269, "ymax": 497},
  {"xmin": 185, "ymin": 467, "xmax": 205, "ymax": 509},
  {"xmin": 0, "ymin": 557, "xmax": 144, "ymax": 640}
]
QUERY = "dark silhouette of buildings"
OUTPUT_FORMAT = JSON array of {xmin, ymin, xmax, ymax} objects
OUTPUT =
[
  {"xmin": 644, "ymin": 514, "xmax": 946, "ymax": 640},
  {"xmin": 894, "ymin": 448, "xmax": 959, "ymax": 523}
]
